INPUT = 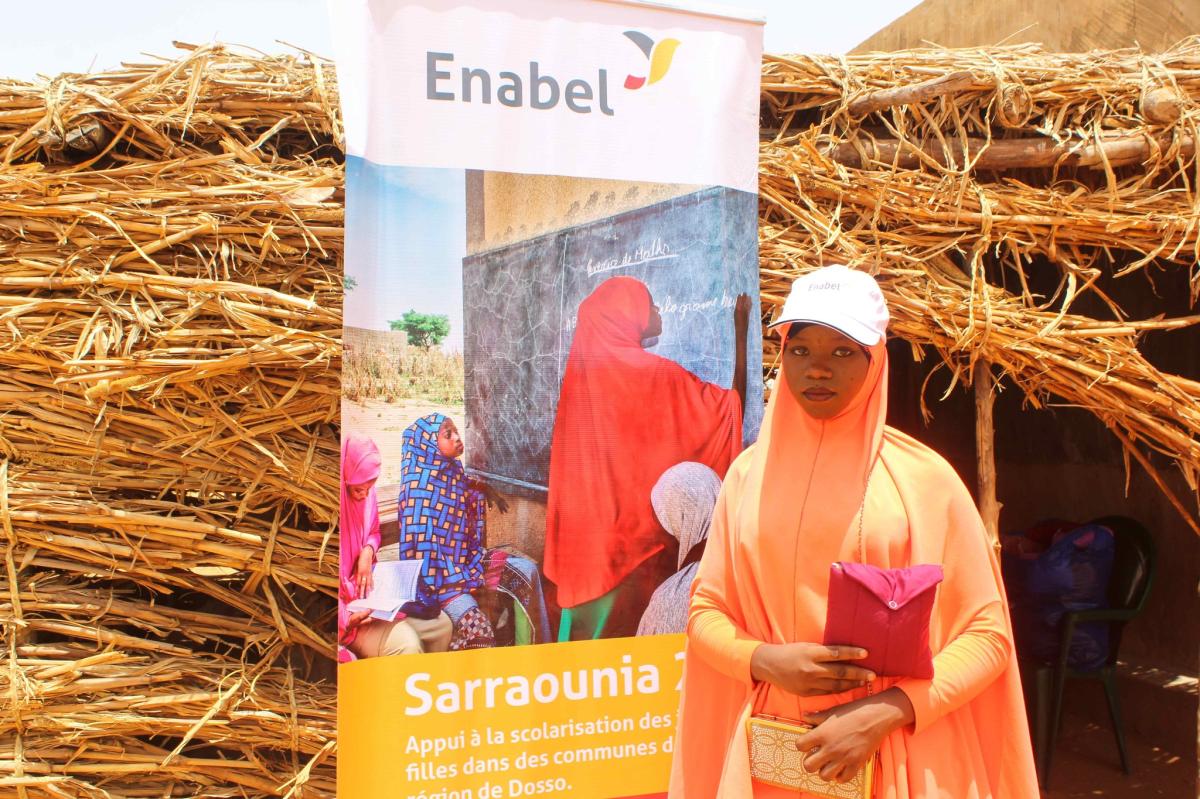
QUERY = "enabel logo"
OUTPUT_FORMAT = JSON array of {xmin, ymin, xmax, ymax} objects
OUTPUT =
[
  {"xmin": 622, "ymin": 31, "xmax": 681, "ymax": 90},
  {"xmin": 423, "ymin": 32, "xmax": 681, "ymax": 115},
  {"xmin": 426, "ymin": 52, "xmax": 615, "ymax": 115}
]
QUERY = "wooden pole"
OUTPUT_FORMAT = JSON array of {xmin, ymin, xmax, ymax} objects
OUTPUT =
[
  {"xmin": 847, "ymin": 70, "xmax": 979, "ymax": 117},
  {"xmin": 974, "ymin": 361, "xmax": 1002, "ymax": 548},
  {"xmin": 826, "ymin": 132, "xmax": 1195, "ymax": 171}
]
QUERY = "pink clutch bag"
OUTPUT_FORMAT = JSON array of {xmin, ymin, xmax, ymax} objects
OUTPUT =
[{"xmin": 823, "ymin": 562, "xmax": 944, "ymax": 679}]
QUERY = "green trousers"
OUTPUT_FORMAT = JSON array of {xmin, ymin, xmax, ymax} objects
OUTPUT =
[{"xmin": 556, "ymin": 586, "xmax": 620, "ymax": 642}]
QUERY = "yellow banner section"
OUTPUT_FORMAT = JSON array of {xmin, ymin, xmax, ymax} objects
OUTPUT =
[{"xmin": 339, "ymin": 634, "xmax": 686, "ymax": 799}]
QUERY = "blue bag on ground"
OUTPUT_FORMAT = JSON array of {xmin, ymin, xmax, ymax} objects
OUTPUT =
[{"xmin": 1006, "ymin": 522, "xmax": 1115, "ymax": 671}]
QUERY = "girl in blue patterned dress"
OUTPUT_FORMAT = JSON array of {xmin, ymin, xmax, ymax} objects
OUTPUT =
[{"xmin": 397, "ymin": 413, "xmax": 505, "ymax": 649}]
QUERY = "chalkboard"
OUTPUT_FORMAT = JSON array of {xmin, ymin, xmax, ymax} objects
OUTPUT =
[{"xmin": 462, "ymin": 185, "xmax": 762, "ymax": 495}]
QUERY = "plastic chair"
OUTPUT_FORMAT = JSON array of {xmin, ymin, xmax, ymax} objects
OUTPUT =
[{"xmin": 1025, "ymin": 515, "xmax": 1156, "ymax": 787}]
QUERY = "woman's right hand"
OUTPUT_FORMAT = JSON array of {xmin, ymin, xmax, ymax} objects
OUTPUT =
[
  {"xmin": 734, "ymin": 293, "xmax": 752, "ymax": 338},
  {"xmin": 479, "ymin": 482, "xmax": 510, "ymax": 513},
  {"xmin": 354, "ymin": 546, "xmax": 375, "ymax": 599},
  {"xmin": 749, "ymin": 643, "xmax": 875, "ymax": 696}
]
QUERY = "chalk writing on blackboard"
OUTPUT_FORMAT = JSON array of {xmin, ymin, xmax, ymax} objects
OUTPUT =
[
  {"xmin": 462, "ymin": 185, "xmax": 762, "ymax": 496},
  {"xmin": 583, "ymin": 237, "xmax": 676, "ymax": 277}
]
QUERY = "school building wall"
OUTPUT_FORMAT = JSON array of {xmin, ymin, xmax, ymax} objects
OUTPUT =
[{"xmin": 465, "ymin": 171, "xmax": 698, "ymax": 256}]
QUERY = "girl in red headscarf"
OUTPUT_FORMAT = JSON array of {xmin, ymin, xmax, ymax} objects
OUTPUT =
[{"xmin": 545, "ymin": 276, "xmax": 751, "ymax": 640}]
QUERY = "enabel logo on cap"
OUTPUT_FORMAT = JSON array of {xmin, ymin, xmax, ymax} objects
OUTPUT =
[{"xmin": 806, "ymin": 280, "xmax": 843, "ymax": 292}]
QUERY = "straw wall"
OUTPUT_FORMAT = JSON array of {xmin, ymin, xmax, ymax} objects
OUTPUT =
[{"xmin": 0, "ymin": 45, "xmax": 340, "ymax": 797}]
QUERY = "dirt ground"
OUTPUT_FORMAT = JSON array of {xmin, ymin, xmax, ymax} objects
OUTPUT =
[
  {"xmin": 1042, "ymin": 711, "xmax": 1195, "ymax": 797},
  {"xmin": 342, "ymin": 398, "xmax": 465, "ymax": 486}
]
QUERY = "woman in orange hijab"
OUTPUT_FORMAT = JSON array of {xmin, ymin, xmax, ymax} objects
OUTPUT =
[{"xmin": 669, "ymin": 265, "xmax": 1038, "ymax": 797}]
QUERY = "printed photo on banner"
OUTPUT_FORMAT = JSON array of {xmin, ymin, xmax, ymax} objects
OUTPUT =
[
  {"xmin": 339, "ymin": 162, "xmax": 763, "ymax": 661},
  {"xmin": 463, "ymin": 171, "xmax": 762, "ymax": 644}
]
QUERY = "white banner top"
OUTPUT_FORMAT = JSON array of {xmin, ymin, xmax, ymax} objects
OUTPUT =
[{"xmin": 331, "ymin": 0, "xmax": 763, "ymax": 193}]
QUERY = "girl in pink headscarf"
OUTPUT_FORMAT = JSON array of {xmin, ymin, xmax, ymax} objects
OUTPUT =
[{"xmin": 339, "ymin": 433, "xmax": 451, "ymax": 660}]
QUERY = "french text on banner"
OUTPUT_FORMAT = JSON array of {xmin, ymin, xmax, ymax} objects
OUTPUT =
[{"xmin": 339, "ymin": 635, "xmax": 687, "ymax": 799}]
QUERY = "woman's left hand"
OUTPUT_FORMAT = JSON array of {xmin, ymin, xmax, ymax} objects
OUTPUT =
[
  {"xmin": 473, "ymin": 481, "xmax": 510, "ymax": 513},
  {"xmin": 795, "ymin": 688, "xmax": 916, "ymax": 783},
  {"xmin": 340, "ymin": 609, "xmax": 374, "ymax": 644},
  {"xmin": 355, "ymin": 545, "xmax": 375, "ymax": 599}
]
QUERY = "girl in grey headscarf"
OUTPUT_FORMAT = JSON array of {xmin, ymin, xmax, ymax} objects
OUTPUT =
[{"xmin": 636, "ymin": 462, "xmax": 722, "ymax": 636}]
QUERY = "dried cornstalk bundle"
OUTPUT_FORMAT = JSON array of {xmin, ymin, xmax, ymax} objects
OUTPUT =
[
  {"xmin": 0, "ymin": 632, "xmax": 336, "ymax": 798},
  {"xmin": 1, "ymin": 44, "xmax": 342, "ymax": 798},
  {"xmin": 0, "ymin": 365, "xmax": 340, "ymax": 529},
  {"xmin": 759, "ymin": 39, "xmax": 1200, "ymax": 532},
  {"xmin": 0, "ymin": 42, "xmax": 343, "ymax": 163},
  {"xmin": 4, "ymin": 465, "xmax": 334, "ymax": 650},
  {"xmin": 762, "ymin": 39, "xmax": 1200, "ymax": 140},
  {"xmin": 759, "ymin": 144, "xmax": 1200, "ymax": 298}
]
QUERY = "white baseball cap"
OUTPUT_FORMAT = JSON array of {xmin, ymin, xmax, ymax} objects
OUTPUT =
[{"xmin": 768, "ymin": 264, "xmax": 889, "ymax": 346}]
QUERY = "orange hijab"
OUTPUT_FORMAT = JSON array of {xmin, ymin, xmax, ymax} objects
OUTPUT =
[{"xmin": 670, "ymin": 334, "xmax": 1039, "ymax": 797}]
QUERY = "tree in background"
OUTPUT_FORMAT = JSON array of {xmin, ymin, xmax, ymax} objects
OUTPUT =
[{"xmin": 391, "ymin": 310, "xmax": 450, "ymax": 348}]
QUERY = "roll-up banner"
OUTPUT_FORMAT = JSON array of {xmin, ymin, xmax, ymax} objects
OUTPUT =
[{"xmin": 332, "ymin": 1, "xmax": 763, "ymax": 795}]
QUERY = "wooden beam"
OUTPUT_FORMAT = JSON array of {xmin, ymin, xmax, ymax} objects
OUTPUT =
[
  {"xmin": 847, "ymin": 70, "xmax": 979, "ymax": 117},
  {"xmin": 827, "ymin": 132, "xmax": 1196, "ymax": 171},
  {"xmin": 974, "ymin": 361, "xmax": 1001, "ymax": 548}
]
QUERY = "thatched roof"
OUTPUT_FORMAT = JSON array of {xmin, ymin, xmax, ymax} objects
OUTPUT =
[{"xmin": 760, "ymin": 39, "xmax": 1200, "ymax": 533}]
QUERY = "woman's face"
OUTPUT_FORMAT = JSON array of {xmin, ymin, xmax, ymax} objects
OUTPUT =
[
  {"xmin": 347, "ymin": 478, "xmax": 376, "ymax": 502},
  {"xmin": 437, "ymin": 418, "xmax": 465, "ymax": 459},
  {"xmin": 644, "ymin": 300, "xmax": 663, "ymax": 339},
  {"xmin": 782, "ymin": 324, "xmax": 871, "ymax": 419}
]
